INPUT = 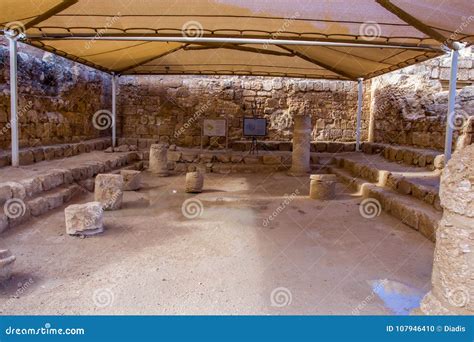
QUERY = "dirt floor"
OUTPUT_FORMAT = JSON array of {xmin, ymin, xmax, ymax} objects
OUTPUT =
[{"xmin": 0, "ymin": 171, "xmax": 434, "ymax": 315}]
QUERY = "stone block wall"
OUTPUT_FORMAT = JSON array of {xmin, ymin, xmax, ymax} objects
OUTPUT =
[
  {"xmin": 117, "ymin": 76, "xmax": 370, "ymax": 148},
  {"xmin": 0, "ymin": 38, "xmax": 112, "ymax": 150},
  {"xmin": 369, "ymin": 47, "xmax": 474, "ymax": 151}
]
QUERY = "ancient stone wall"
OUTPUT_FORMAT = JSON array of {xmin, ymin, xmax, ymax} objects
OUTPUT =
[
  {"xmin": 0, "ymin": 38, "xmax": 111, "ymax": 150},
  {"xmin": 369, "ymin": 48, "xmax": 474, "ymax": 151},
  {"xmin": 118, "ymin": 76, "xmax": 370, "ymax": 148}
]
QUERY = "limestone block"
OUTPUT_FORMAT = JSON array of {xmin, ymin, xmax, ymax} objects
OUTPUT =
[
  {"xmin": 149, "ymin": 144, "xmax": 170, "ymax": 176},
  {"xmin": 19, "ymin": 151, "xmax": 34, "ymax": 165},
  {"xmin": 116, "ymin": 144, "xmax": 130, "ymax": 152},
  {"xmin": 0, "ymin": 249, "xmax": 16, "ymax": 282},
  {"xmin": 38, "ymin": 171, "xmax": 64, "ymax": 191},
  {"xmin": 243, "ymin": 156, "xmax": 261, "ymax": 164},
  {"xmin": 65, "ymin": 202, "xmax": 104, "ymax": 236},
  {"xmin": 94, "ymin": 174, "xmax": 124, "ymax": 210},
  {"xmin": 434, "ymin": 154, "xmax": 445, "ymax": 169},
  {"xmin": 44, "ymin": 192, "xmax": 64, "ymax": 210},
  {"xmin": 185, "ymin": 172, "xmax": 204, "ymax": 193},
  {"xmin": 27, "ymin": 197, "xmax": 49, "ymax": 216},
  {"xmin": 216, "ymin": 154, "xmax": 231, "ymax": 163},
  {"xmin": 181, "ymin": 153, "xmax": 197, "ymax": 163},
  {"xmin": 397, "ymin": 179, "xmax": 412, "ymax": 195},
  {"xmin": 263, "ymin": 155, "xmax": 282, "ymax": 165},
  {"xmin": 167, "ymin": 151, "xmax": 182, "ymax": 162},
  {"xmin": 309, "ymin": 174, "xmax": 337, "ymax": 200},
  {"xmin": 199, "ymin": 153, "xmax": 214, "ymax": 163},
  {"xmin": 19, "ymin": 178, "xmax": 43, "ymax": 198},
  {"xmin": 121, "ymin": 170, "xmax": 141, "ymax": 191}
]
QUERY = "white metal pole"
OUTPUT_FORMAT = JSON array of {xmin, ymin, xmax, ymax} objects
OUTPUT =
[
  {"xmin": 444, "ymin": 44, "xmax": 461, "ymax": 162},
  {"xmin": 7, "ymin": 34, "xmax": 19, "ymax": 167},
  {"xmin": 26, "ymin": 35, "xmax": 440, "ymax": 52},
  {"xmin": 111, "ymin": 74, "xmax": 117, "ymax": 147},
  {"xmin": 356, "ymin": 78, "xmax": 363, "ymax": 151}
]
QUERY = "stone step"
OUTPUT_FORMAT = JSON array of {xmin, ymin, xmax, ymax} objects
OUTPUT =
[
  {"xmin": 0, "ymin": 153, "xmax": 142, "ymax": 234},
  {"xmin": 0, "ymin": 137, "xmax": 111, "ymax": 168},
  {"xmin": 360, "ymin": 142, "xmax": 443, "ymax": 170},
  {"xmin": 328, "ymin": 166, "xmax": 442, "ymax": 242},
  {"xmin": 333, "ymin": 155, "xmax": 442, "ymax": 212}
]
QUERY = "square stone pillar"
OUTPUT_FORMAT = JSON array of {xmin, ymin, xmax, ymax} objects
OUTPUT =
[{"xmin": 288, "ymin": 115, "xmax": 311, "ymax": 176}]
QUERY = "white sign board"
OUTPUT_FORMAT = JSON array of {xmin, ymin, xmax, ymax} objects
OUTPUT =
[{"xmin": 203, "ymin": 119, "xmax": 227, "ymax": 137}]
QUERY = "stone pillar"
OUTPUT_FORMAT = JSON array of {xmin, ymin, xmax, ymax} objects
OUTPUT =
[
  {"xmin": 149, "ymin": 144, "xmax": 169, "ymax": 176},
  {"xmin": 288, "ymin": 115, "xmax": 311, "ymax": 176},
  {"xmin": 185, "ymin": 171, "xmax": 204, "ymax": 193},
  {"xmin": 309, "ymin": 174, "xmax": 337, "ymax": 200},
  {"xmin": 416, "ymin": 144, "xmax": 473, "ymax": 315}
]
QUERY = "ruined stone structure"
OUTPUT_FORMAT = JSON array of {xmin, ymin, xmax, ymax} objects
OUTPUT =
[
  {"xmin": 121, "ymin": 170, "xmax": 142, "ymax": 191},
  {"xmin": 185, "ymin": 171, "xmax": 204, "ymax": 193},
  {"xmin": 418, "ymin": 145, "xmax": 474, "ymax": 315},
  {"xmin": 368, "ymin": 49, "xmax": 474, "ymax": 150},
  {"xmin": 65, "ymin": 202, "xmax": 104, "ymax": 236},
  {"xmin": 309, "ymin": 174, "xmax": 337, "ymax": 200},
  {"xmin": 149, "ymin": 144, "xmax": 170, "ymax": 176},
  {"xmin": 0, "ymin": 38, "xmax": 111, "ymax": 150},
  {"xmin": 94, "ymin": 174, "xmax": 124, "ymax": 210},
  {"xmin": 1, "ymin": 40, "xmax": 473, "ymax": 154},
  {"xmin": 117, "ymin": 75, "xmax": 369, "ymax": 148}
]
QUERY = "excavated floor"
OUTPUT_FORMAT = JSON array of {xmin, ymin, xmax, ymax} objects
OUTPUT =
[{"xmin": 0, "ymin": 171, "xmax": 434, "ymax": 315}]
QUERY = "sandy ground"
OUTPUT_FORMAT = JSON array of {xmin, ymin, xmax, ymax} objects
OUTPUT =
[{"xmin": 0, "ymin": 171, "xmax": 434, "ymax": 315}]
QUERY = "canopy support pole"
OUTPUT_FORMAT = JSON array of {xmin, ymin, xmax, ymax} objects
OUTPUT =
[
  {"xmin": 111, "ymin": 74, "xmax": 118, "ymax": 148},
  {"xmin": 356, "ymin": 78, "xmax": 363, "ymax": 151},
  {"xmin": 444, "ymin": 43, "xmax": 462, "ymax": 162},
  {"xmin": 7, "ymin": 33, "xmax": 19, "ymax": 167}
]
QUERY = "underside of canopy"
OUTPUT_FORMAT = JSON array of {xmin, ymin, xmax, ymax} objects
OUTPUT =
[{"xmin": 1, "ymin": 0, "xmax": 473, "ymax": 79}]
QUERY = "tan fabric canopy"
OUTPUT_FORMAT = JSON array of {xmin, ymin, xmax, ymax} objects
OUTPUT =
[{"xmin": 1, "ymin": 0, "xmax": 472, "ymax": 79}]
